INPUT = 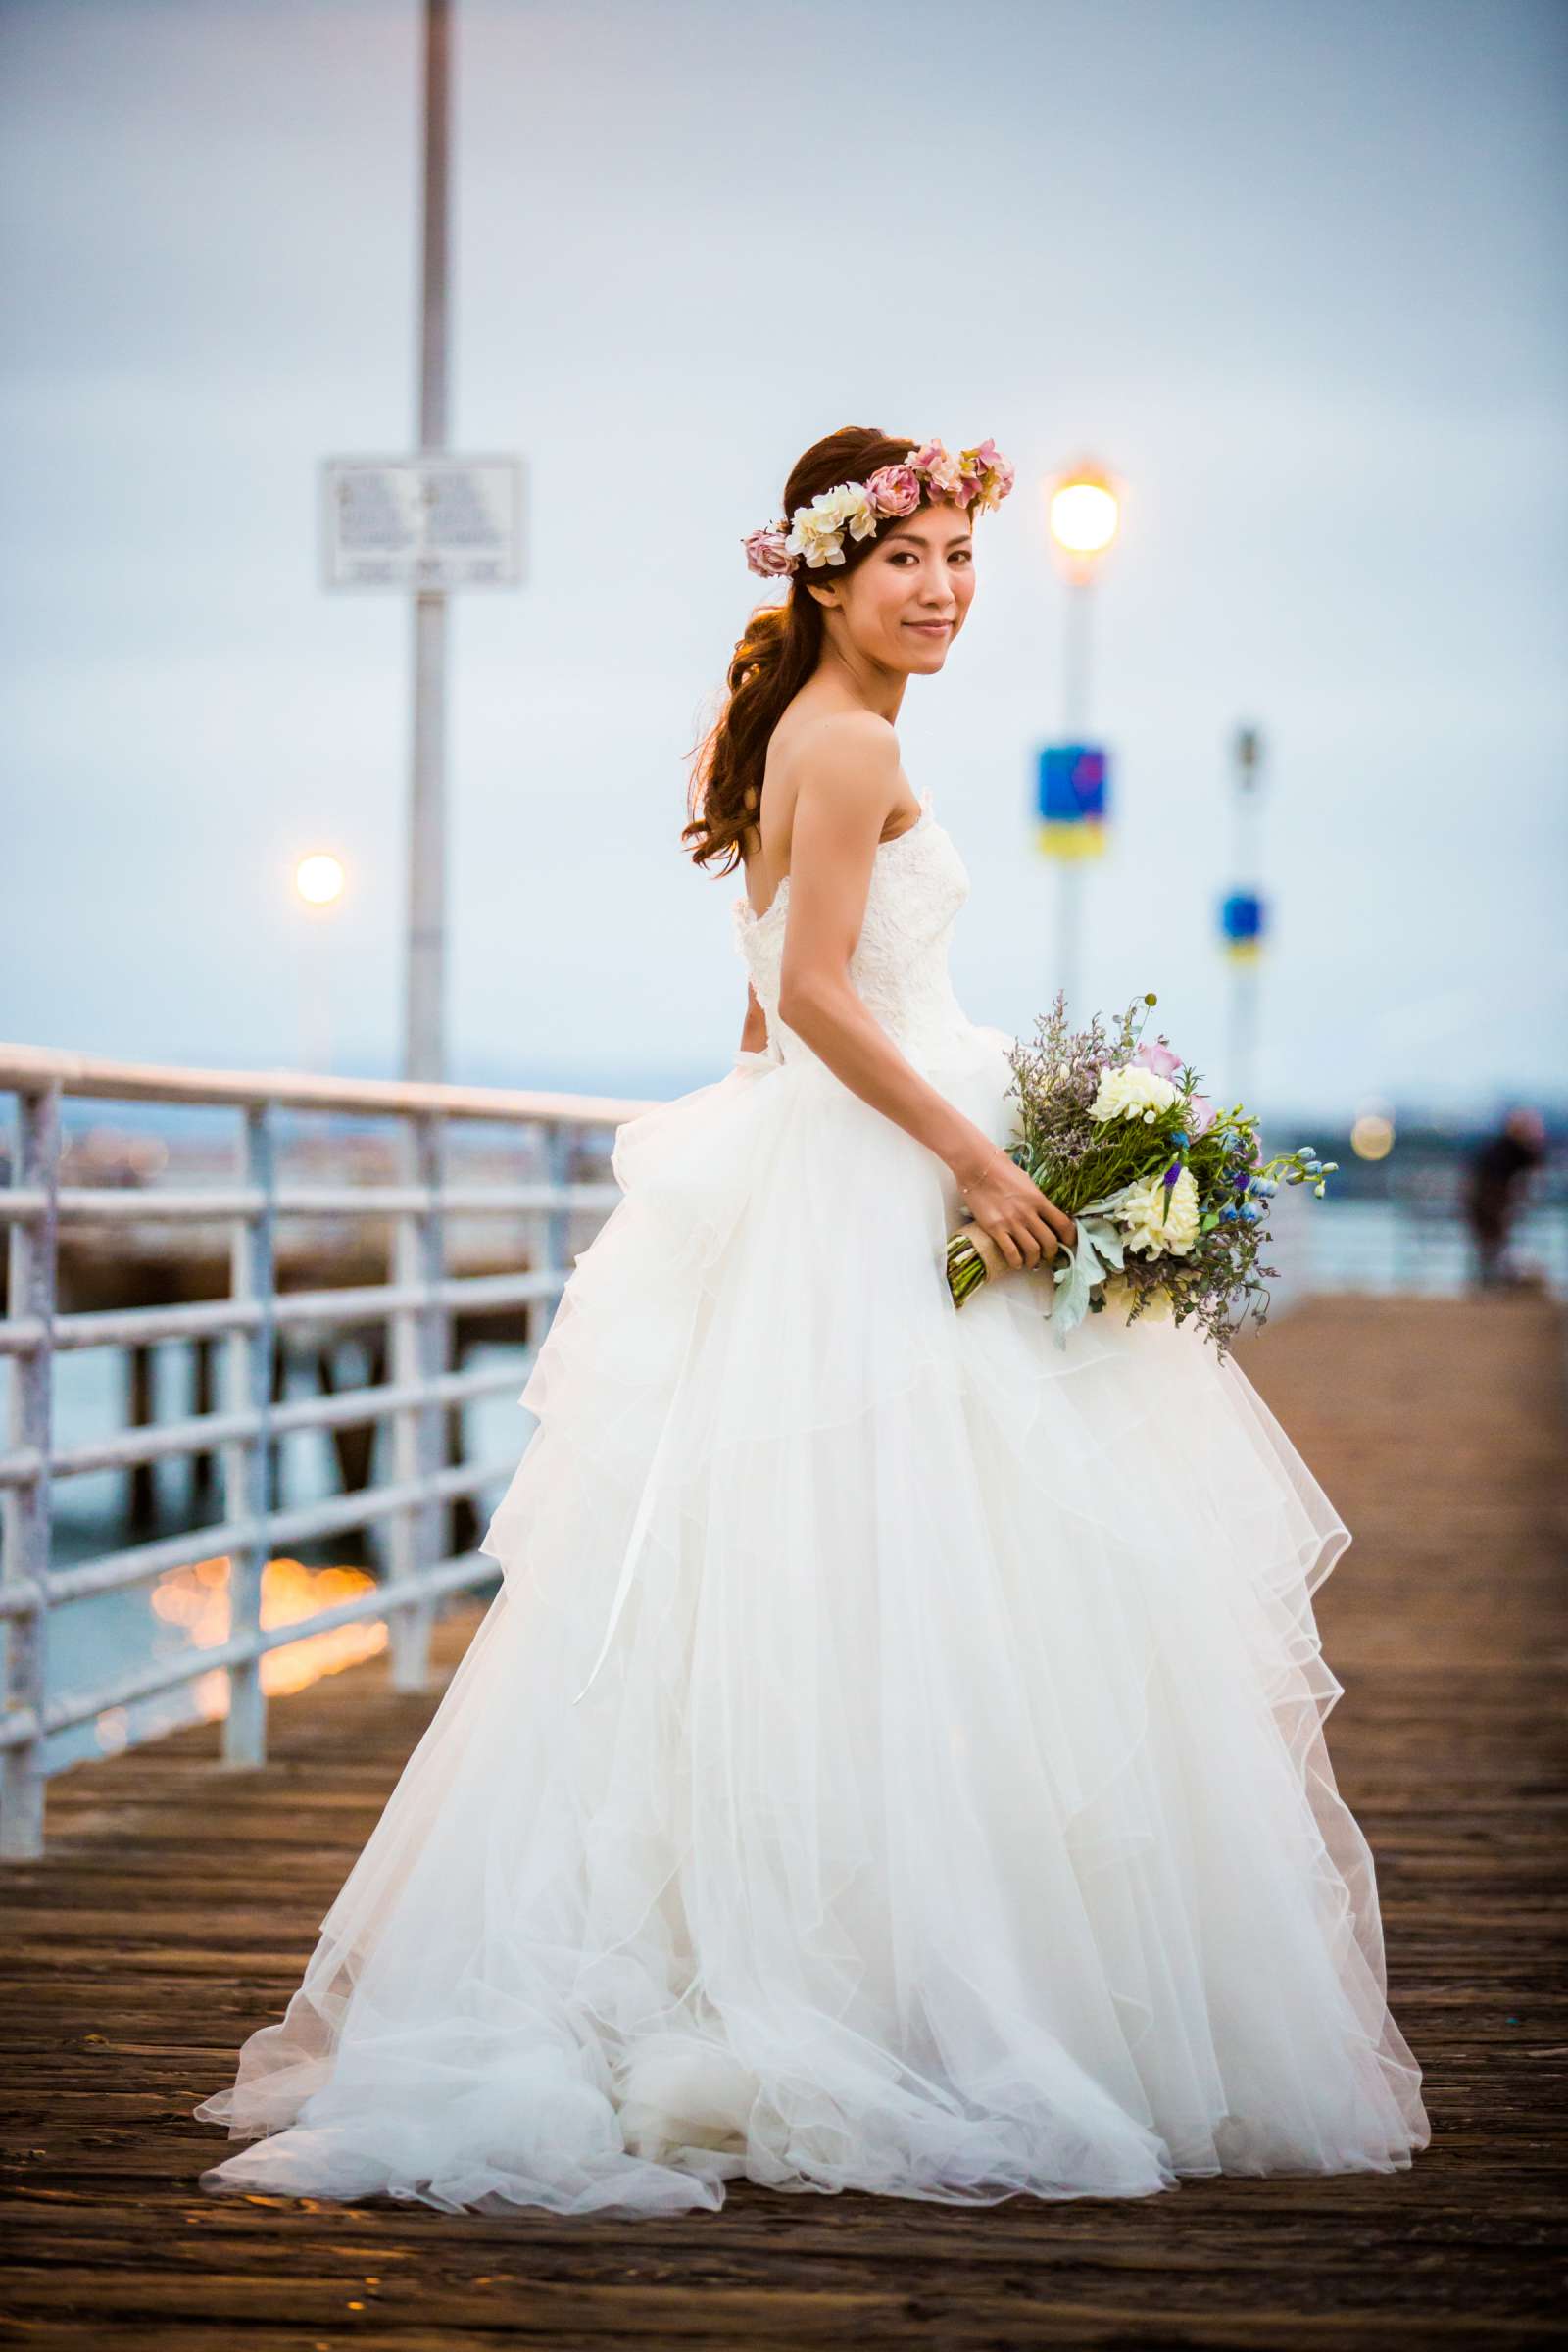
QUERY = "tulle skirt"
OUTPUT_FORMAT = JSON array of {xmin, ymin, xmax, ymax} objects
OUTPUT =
[{"xmin": 194, "ymin": 1020, "xmax": 1429, "ymax": 2214}]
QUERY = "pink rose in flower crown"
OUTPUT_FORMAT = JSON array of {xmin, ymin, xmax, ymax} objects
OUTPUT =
[
  {"xmin": 743, "ymin": 525, "xmax": 794, "ymax": 578},
  {"xmin": 865, "ymin": 464, "xmax": 922, "ymax": 517}
]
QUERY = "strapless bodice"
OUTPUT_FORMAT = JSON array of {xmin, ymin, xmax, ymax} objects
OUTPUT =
[{"xmin": 731, "ymin": 791, "xmax": 976, "ymax": 1069}]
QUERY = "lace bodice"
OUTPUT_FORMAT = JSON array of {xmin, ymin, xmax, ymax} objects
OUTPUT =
[{"xmin": 731, "ymin": 792, "xmax": 976, "ymax": 1069}]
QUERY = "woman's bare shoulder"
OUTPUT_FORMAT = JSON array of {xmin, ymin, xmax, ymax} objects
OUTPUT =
[
  {"xmin": 756, "ymin": 709, "xmax": 912, "ymax": 883},
  {"xmin": 768, "ymin": 711, "xmax": 902, "ymax": 822},
  {"xmin": 772, "ymin": 707, "xmax": 899, "ymax": 771}
]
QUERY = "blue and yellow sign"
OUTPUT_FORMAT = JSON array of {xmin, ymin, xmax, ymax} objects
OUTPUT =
[
  {"xmin": 1219, "ymin": 890, "xmax": 1266, "ymax": 963},
  {"xmin": 1037, "ymin": 745, "xmax": 1110, "ymax": 859}
]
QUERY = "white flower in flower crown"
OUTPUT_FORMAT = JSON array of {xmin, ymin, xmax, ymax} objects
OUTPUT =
[
  {"xmin": 1089, "ymin": 1063, "xmax": 1181, "ymax": 1123},
  {"xmin": 839, "ymin": 483, "xmax": 878, "ymax": 543},
  {"xmin": 1117, "ymin": 1166, "xmax": 1201, "ymax": 1258},
  {"xmin": 785, "ymin": 482, "xmax": 876, "ymax": 569}
]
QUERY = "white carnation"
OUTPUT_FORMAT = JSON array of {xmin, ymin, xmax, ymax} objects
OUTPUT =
[
  {"xmin": 1117, "ymin": 1165, "xmax": 1201, "ymax": 1258},
  {"xmin": 1089, "ymin": 1064, "xmax": 1180, "ymax": 1123}
]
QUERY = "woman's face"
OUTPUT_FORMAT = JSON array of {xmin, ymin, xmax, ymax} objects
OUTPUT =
[{"xmin": 810, "ymin": 497, "xmax": 976, "ymax": 674}]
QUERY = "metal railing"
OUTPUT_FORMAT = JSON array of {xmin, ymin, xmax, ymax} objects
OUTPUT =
[
  {"xmin": 0, "ymin": 1044, "xmax": 658, "ymax": 1861},
  {"xmin": 1262, "ymin": 1168, "xmax": 1568, "ymax": 1305}
]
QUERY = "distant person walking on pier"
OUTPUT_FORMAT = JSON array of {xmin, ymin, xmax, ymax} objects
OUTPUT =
[{"xmin": 1464, "ymin": 1108, "xmax": 1546, "ymax": 1288}]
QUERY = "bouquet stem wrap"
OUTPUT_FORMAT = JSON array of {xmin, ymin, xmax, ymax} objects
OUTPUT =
[{"xmin": 949, "ymin": 1218, "xmax": 1009, "ymax": 1285}]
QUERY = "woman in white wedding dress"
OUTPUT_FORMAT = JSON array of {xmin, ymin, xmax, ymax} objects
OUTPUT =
[{"xmin": 195, "ymin": 426, "xmax": 1428, "ymax": 2215}]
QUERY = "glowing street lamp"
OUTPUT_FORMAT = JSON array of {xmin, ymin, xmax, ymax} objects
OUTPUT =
[
  {"xmin": 1037, "ymin": 458, "xmax": 1125, "ymax": 1012},
  {"xmin": 295, "ymin": 852, "xmax": 345, "ymax": 908},
  {"xmin": 292, "ymin": 851, "xmax": 347, "ymax": 1074},
  {"xmin": 1045, "ymin": 459, "xmax": 1123, "ymax": 730},
  {"xmin": 1049, "ymin": 465, "xmax": 1121, "ymax": 577}
]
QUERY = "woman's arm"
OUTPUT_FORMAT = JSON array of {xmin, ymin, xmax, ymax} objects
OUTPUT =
[{"xmin": 775, "ymin": 713, "xmax": 1073, "ymax": 1270}]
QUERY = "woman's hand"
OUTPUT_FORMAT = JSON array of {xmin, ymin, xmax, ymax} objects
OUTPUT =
[{"xmin": 954, "ymin": 1140, "xmax": 1077, "ymax": 1271}]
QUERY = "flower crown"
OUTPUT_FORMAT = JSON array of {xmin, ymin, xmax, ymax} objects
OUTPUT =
[{"xmin": 743, "ymin": 438, "xmax": 1015, "ymax": 578}]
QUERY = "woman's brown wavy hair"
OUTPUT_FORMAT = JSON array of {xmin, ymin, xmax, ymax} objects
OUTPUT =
[{"xmin": 682, "ymin": 424, "xmax": 926, "ymax": 876}]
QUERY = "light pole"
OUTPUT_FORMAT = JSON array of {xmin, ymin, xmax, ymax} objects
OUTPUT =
[
  {"xmin": 1218, "ymin": 724, "xmax": 1266, "ymax": 1105},
  {"xmin": 406, "ymin": 0, "xmax": 452, "ymax": 1085},
  {"xmin": 319, "ymin": 0, "xmax": 522, "ymax": 1087},
  {"xmin": 1043, "ymin": 460, "xmax": 1122, "ymax": 1013}
]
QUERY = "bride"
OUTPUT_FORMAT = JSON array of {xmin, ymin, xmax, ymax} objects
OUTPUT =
[{"xmin": 195, "ymin": 425, "xmax": 1429, "ymax": 2214}]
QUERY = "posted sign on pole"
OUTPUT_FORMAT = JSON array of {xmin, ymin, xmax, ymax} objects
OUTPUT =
[
  {"xmin": 1036, "ymin": 744, "xmax": 1110, "ymax": 859},
  {"xmin": 320, "ymin": 455, "xmax": 525, "ymax": 590},
  {"xmin": 1219, "ymin": 890, "xmax": 1267, "ymax": 963}
]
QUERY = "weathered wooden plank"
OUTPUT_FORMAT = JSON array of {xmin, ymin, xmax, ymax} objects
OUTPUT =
[{"xmin": 1, "ymin": 1295, "xmax": 1563, "ymax": 2348}]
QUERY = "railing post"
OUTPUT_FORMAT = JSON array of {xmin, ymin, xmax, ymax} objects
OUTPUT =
[
  {"xmin": 542, "ymin": 1117, "xmax": 573, "ymax": 1335},
  {"xmin": 389, "ymin": 1109, "xmax": 444, "ymax": 1690},
  {"xmin": 221, "ymin": 1102, "xmax": 277, "ymax": 1768},
  {"xmin": 1, "ymin": 1084, "xmax": 59, "ymax": 1861}
]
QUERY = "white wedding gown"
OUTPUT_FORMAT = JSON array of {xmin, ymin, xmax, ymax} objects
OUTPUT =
[{"xmin": 195, "ymin": 789, "xmax": 1429, "ymax": 2214}]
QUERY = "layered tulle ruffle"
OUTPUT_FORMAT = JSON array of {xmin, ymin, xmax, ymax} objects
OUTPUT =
[{"xmin": 195, "ymin": 1024, "xmax": 1428, "ymax": 2214}]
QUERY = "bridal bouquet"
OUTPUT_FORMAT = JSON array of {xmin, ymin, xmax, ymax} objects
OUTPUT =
[{"xmin": 946, "ymin": 991, "xmax": 1336, "ymax": 1359}]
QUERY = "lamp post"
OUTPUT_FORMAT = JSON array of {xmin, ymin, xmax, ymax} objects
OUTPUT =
[
  {"xmin": 1218, "ymin": 724, "xmax": 1266, "ymax": 1105},
  {"xmin": 1041, "ymin": 460, "xmax": 1122, "ymax": 1013},
  {"xmin": 319, "ymin": 0, "xmax": 523, "ymax": 1094},
  {"xmin": 406, "ymin": 0, "xmax": 452, "ymax": 1086}
]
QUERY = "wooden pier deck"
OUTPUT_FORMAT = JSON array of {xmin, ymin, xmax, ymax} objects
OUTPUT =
[{"xmin": 2, "ymin": 1294, "xmax": 1564, "ymax": 2348}]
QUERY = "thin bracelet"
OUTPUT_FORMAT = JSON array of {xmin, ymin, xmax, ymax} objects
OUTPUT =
[{"xmin": 956, "ymin": 1142, "xmax": 1008, "ymax": 1197}]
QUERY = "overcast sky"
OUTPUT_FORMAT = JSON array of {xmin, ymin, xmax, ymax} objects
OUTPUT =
[{"xmin": 3, "ymin": 0, "xmax": 1564, "ymax": 1122}]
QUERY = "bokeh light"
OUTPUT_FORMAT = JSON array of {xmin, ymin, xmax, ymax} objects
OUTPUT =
[
  {"xmin": 1049, "ymin": 471, "xmax": 1121, "ymax": 559},
  {"xmin": 295, "ymin": 852, "xmax": 345, "ymax": 906},
  {"xmin": 1351, "ymin": 1112, "xmax": 1396, "ymax": 1161}
]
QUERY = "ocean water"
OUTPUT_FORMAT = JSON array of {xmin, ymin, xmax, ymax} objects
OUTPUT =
[{"xmin": 35, "ymin": 1338, "xmax": 528, "ymax": 1776}]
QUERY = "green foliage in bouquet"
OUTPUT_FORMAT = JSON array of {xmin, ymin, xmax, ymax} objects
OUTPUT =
[{"xmin": 946, "ymin": 991, "xmax": 1338, "ymax": 1358}]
